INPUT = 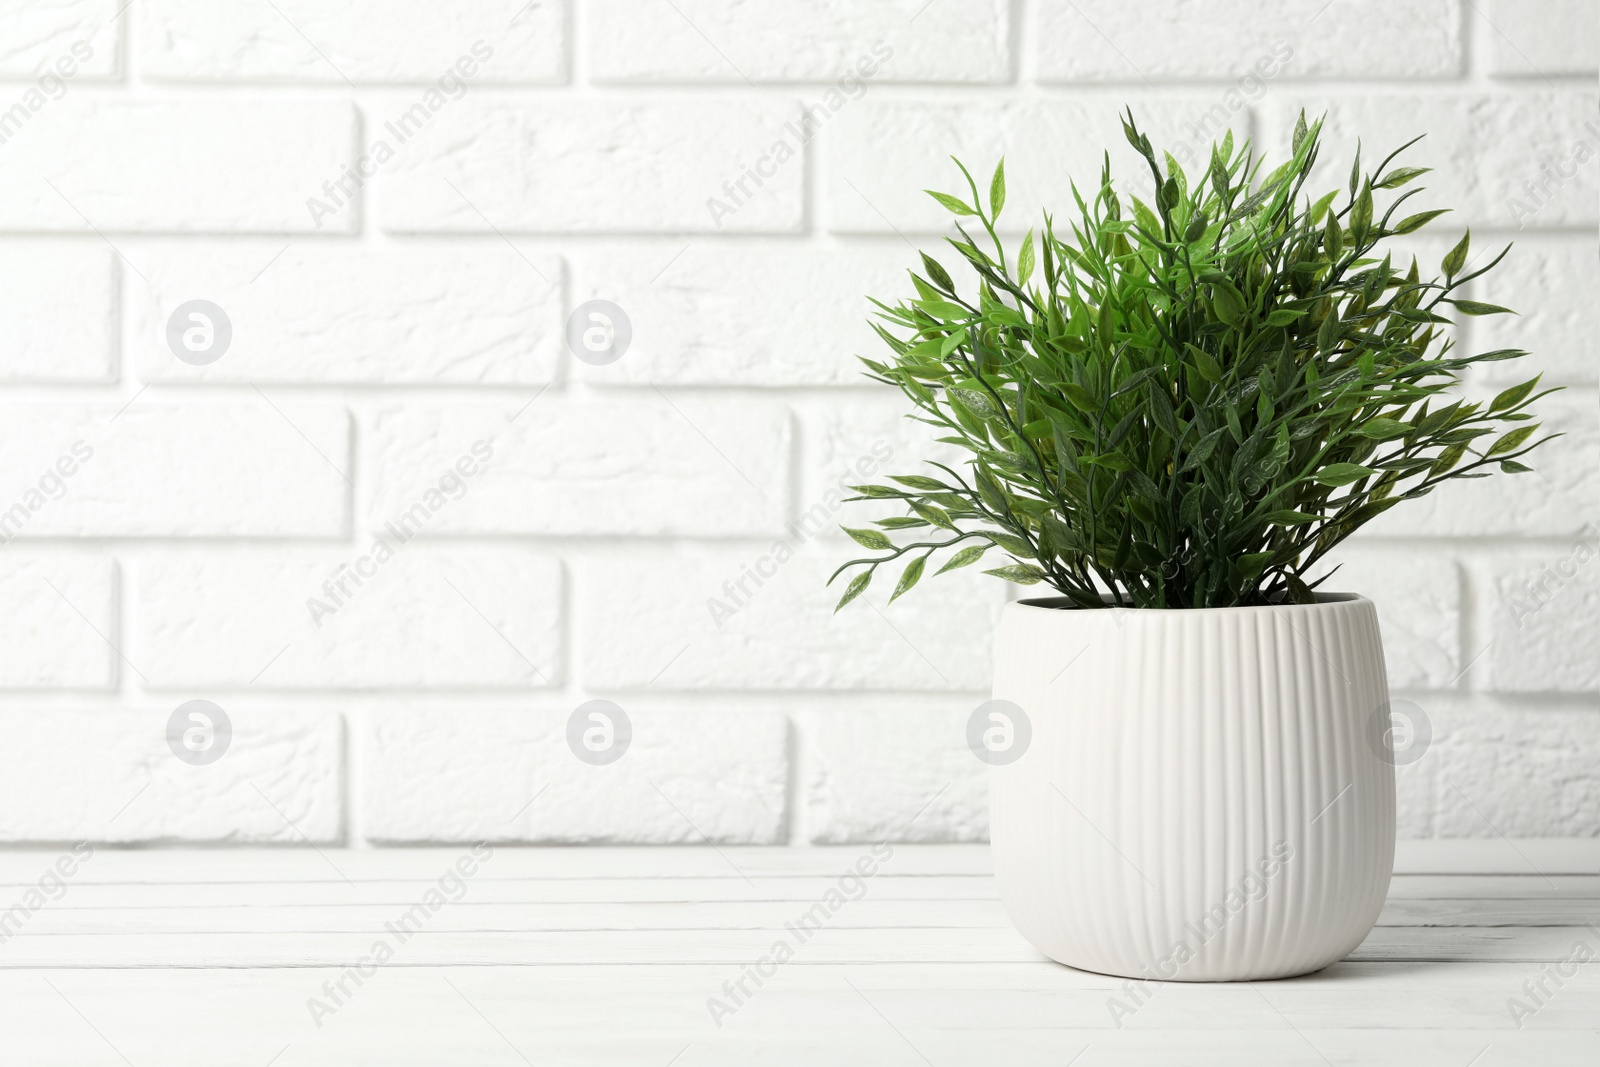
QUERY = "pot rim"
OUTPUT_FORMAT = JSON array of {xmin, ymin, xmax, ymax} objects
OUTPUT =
[{"xmin": 1010, "ymin": 591, "xmax": 1370, "ymax": 614}]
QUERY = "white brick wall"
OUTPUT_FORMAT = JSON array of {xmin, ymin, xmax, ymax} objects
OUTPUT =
[
  {"xmin": 0, "ymin": 101, "xmax": 357, "ymax": 232},
  {"xmin": 0, "ymin": 1, "xmax": 1592, "ymax": 846},
  {"xmin": 0, "ymin": 247, "xmax": 116, "ymax": 381},
  {"xmin": 138, "ymin": 1, "xmax": 567, "ymax": 84},
  {"xmin": 379, "ymin": 100, "xmax": 805, "ymax": 233},
  {"xmin": 1034, "ymin": 0, "xmax": 1462, "ymax": 80},
  {"xmin": 131, "ymin": 247, "xmax": 565, "ymax": 384}
]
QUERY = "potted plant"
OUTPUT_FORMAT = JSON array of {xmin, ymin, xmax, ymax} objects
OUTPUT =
[{"xmin": 832, "ymin": 111, "xmax": 1553, "ymax": 981}]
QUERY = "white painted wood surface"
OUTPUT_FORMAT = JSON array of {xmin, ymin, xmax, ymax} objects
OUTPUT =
[{"xmin": 2, "ymin": 842, "xmax": 1597, "ymax": 1066}]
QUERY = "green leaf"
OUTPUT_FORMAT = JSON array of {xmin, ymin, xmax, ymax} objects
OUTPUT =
[
  {"xmin": 1184, "ymin": 343, "xmax": 1223, "ymax": 383},
  {"xmin": 989, "ymin": 158, "xmax": 1006, "ymax": 217},
  {"xmin": 1499, "ymin": 460, "xmax": 1533, "ymax": 473},
  {"xmin": 1486, "ymin": 425, "xmax": 1537, "ymax": 457},
  {"xmin": 1284, "ymin": 573, "xmax": 1315, "ymax": 604},
  {"xmin": 925, "ymin": 190, "xmax": 976, "ymax": 216},
  {"xmin": 1313, "ymin": 463, "xmax": 1377, "ymax": 487},
  {"xmin": 1451, "ymin": 299, "xmax": 1516, "ymax": 316},
  {"xmin": 1356, "ymin": 417, "xmax": 1410, "ymax": 440},
  {"xmin": 909, "ymin": 501, "xmax": 957, "ymax": 530},
  {"xmin": 1350, "ymin": 179, "xmax": 1373, "ymax": 238},
  {"xmin": 1309, "ymin": 189, "xmax": 1339, "ymax": 224},
  {"xmin": 1266, "ymin": 509, "xmax": 1322, "ymax": 525},
  {"xmin": 1490, "ymin": 376, "xmax": 1540, "ymax": 412},
  {"xmin": 1264, "ymin": 308, "xmax": 1306, "ymax": 327},
  {"xmin": 889, "ymin": 554, "xmax": 927, "ymax": 602},
  {"xmin": 1097, "ymin": 299, "xmax": 1116, "ymax": 346},
  {"xmin": 1317, "ymin": 308, "xmax": 1340, "ymax": 354},
  {"xmin": 889, "ymin": 474, "xmax": 949, "ymax": 491},
  {"xmin": 1429, "ymin": 443, "xmax": 1467, "ymax": 477},
  {"xmin": 935, "ymin": 544, "xmax": 987, "ymax": 574},
  {"xmin": 1179, "ymin": 426, "xmax": 1226, "ymax": 472},
  {"xmin": 1017, "ymin": 230, "xmax": 1036, "ymax": 287},
  {"xmin": 1061, "ymin": 381, "xmax": 1099, "ymax": 415},
  {"xmin": 1376, "ymin": 166, "xmax": 1430, "ymax": 189},
  {"xmin": 842, "ymin": 526, "xmax": 894, "ymax": 550},
  {"xmin": 984, "ymin": 564, "xmax": 1044, "ymax": 585},
  {"xmin": 939, "ymin": 327, "xmax": 968, "ymax": 357},
  {"xmin": 1159, "ymin": 176, "xmax": 1179, "ymax": 212},
  {"xmin": 1324, "ymin": 214, "xmax": 1343, "ymax": 259},
  {"xmin": 1212, "ymin": 284, "xmax": 1242, "ymax": 326},
  {"xmin": 834, "ymin": 570, "xmax": 871, "ymax": 612},
  {"xmin": 987, "ymin": 531, "xmax": 1033, "ymax": 556},
  {"xmin": 920, "ymin": 253, "xmax": 955, "ymax": 293},
  {"xmin": 849, "ymin": 484, "xmax": 904, "ymax": 499},
  {"xmin": 876, "ymin": 516, "xmax": 929, "ymax": 529},
  {"xmin": 1237, "ymin": 552, "xmax": 1273, "ymax": 581},
  {"xmin": 1392, "ymin": 208, "xmax": 1449, "ymax": 234},
  {"xmin": 1441, "ymin": 229, "xmax": 1470, "ymax": 277},
  {"xmin": 1292, "ymin": 110, "xmax": 1308, "ymax": 155},
  {"xmin": 916, "ymin": 298, "xmax": 970, "ymax": 321},
  {"xmin": 950, "ymin": 386, "xmax": 999, "ymax": 419}
]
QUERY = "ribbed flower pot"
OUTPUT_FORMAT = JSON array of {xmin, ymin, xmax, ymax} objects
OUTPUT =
[{"xmin": 988, "ymin": 594, "xmax": 1396, "ymax": 981}]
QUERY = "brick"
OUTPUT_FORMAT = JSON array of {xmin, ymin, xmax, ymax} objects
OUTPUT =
[
  {"xmin": 1311, "ymin": 550, "xmax": 1462, "ymax": 690},
  {"xmin": 1487, "ymin": 539, "xmax": 1600, "ymax": 692},
  {"xmin": 1036, "ymin": 0, "xmax": 1460, "ymax": 80},
  {"xmin": 0, "ymin": 708, "xmax": 342, "ymax": 843},
  {"xmin": 378, "ymin": 100, "xmax": 802, "ymax": 233},
  {"xmin": 798, "ymin": 701, "xmax": 987, "ymax": 843},
  {"xmin": 0, "ymin": 245, "xmax": 114, "ymax": 381},
  {"xmin": 796, "ymin": 395, "xmax": 967, "ymax": 541},
  {"xmin": 827, "ymin": 98, "xmax": 1251, "ymax": 233},
  {"xmin": 570, "ymin": 243, "xmax": 910, "ymax": 386},
  {"xmin": 361, "ymin": 707, "xmax": 786, "ymax": 843},
  {"xmin": 134, "ymin": 550, "xmax": 562, "ymax": 689},
  {"xmin": 1394, "ymin": 753, "xmax": 1438, "ymax": 840},
  {"xmin": 0, "ymin": 0, "xmax": 119, "ymax": 78},
  {"xmin": 577, "ymin": 548, "xmax": 1003, "ymax": 690},
  {"xmin": 1360, "ymin": 388, "xmax": 1598, "ymax": 538},
  {"xmin": 1472, "ymin": 234, "xmax": 1597, "ymax": 386},
  {"xmin": 139, "ymin": 0, "xmax": 563, "ymax": 82},
  {"xmin": 1432, "ymin": 702, "xmax": 1600, "ymax": 835},
  {"xmin": 131, "ymin": 247, "xmax": 562, "ymax": 384},
  {"xmin": 0, "ymin": 556, "xmax": 114, "ymax": 688},
  {"xmin": 1260, "ymin": 93, "xmax": 1600, "ymax": 228},
  {"xmin": 1486, "ymin": 0, "xmax": 1599, "ymax": 76},
  {"xmin": 587, "ymin": 0, "xmax": 1006, "ymax": 82},
  {"xmin": 0, "ymin": 404, "xmax": 348, "ymax": 537},
  {"xmin": 0, "ymin": 101, "xmax": 357, "ymax": 233},
  {"xmin": 362, "ymin": 401, "xmax": 791, "ymax": 537}
]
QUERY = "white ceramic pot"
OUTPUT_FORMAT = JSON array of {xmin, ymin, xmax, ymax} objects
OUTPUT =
[{"xmin": 988, "ymin": 593, "xmax": 1396, "ymax": 981}]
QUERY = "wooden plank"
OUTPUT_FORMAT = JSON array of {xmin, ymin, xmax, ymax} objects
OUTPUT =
[
  {"xmin": 1348, "ymin": 926, "xmax": 1599, "ymax": 963},
  {"xmin": 5, "ymin": 968, "xmax": 1597, "ymax": 1067},
  {"xmin": 0, "ymin": 838, "xmax": 1593, "ymax": 884},
  {"xmin": 3, "ymin": 844, "xmax": 1597, "ymax": 1066},
  {"xmin": 12, "ymin": 896, "xmax": 1600, "ymax": 935},
  {"xmin": 0, "ymin": 845, "xmax": 988, "ymax": 883},
  {"xmin": 1379, "ymin": 896, "xmax": 1600, "ymax": 927},
  {"xmin": 1, "ymin": 924, "xmax": 1591, "ymax": 968},
  {"xmin": 1392, "ymin": 838, "xmax": 1600, "ymax": 875},
  {"xmin": 15, "ymin": 898, "xmax": 1017, "ymax": 934},
  {"xmin": 9, "ymin": 876, "xmax": 1004, "ymax": 907},
  {"xmin": 10, "ymin": 872, "xmax": 1595, "ymax": 909},
  {"xmin": 1384, "ymin": 874, "xmax": 1600, "ymax": 898}
]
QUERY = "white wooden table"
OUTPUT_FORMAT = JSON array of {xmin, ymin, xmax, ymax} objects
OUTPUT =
[{"xmin": 3, "ymin": 842, "xmax": 1597, "ymax": 1066}]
